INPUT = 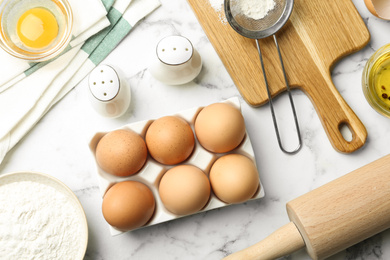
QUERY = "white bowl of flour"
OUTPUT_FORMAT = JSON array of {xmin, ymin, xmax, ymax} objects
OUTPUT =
[{"xmin": 0, "ymin": 171, "xmax": 88, "ymax": 260}]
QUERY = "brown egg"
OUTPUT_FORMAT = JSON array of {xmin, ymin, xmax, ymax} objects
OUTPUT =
[
  {"xmin": 102, "ymin": 181, "xmax": 155, "ymax": 231},
  {"xmin": 210, "ymin": 154, "xmax": 259, "ymax": 204},
  {"xmin": 159, "ymin": 165, "xmax": 210, "ymax": 215},
  {"xmin": 145, "ymin": 116, "xmax": 195, "ymax": 165},
  {"xmin": 195, "ymin": 102, "xmax": 246, "ymax": 153},
  {"xmin": 95, "ymin": 129, "xmax": 147, "ymax": 177}
]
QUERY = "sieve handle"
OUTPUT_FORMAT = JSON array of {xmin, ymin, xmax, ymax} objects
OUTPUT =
[{"xmin": 256, "ymin": 37, "xmax": 302, "ymax": 154}]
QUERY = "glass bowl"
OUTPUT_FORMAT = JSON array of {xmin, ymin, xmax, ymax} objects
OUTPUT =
[
  {"xmin": 362, "ymin": 43, "xmax": 390, "ymax": 118},
  {"xmin": 0, "ymin": 0, "xmax": 73, "ymax": 62}
]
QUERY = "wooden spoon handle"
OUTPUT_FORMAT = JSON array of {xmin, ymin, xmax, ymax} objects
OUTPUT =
[
  {"xmin": 301, "ymin": 74, "xmax": 367, "ymax": 153},
  {"xmin": 223, "ymin": 222, "xmax": 305, "ymax": 260}
]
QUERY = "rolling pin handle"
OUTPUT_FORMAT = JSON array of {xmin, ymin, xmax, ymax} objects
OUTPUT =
[{"xmin": 223, "ymin": 222, "xmax": 305, "ymax": 260}]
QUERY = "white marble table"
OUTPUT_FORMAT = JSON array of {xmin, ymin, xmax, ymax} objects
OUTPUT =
[{"xmin": 1, "ymin": 0, "xmax": 390, "ymax": 259}]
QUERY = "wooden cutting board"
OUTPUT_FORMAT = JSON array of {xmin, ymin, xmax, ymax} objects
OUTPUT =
[{"xmin": 187, "ymin": 0, "xmax": 370, "ymax": 153}]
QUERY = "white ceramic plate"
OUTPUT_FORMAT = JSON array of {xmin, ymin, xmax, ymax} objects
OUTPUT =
[{"xmin": 0, "ymin": 171, "xmax": 88, "ymax": 260}]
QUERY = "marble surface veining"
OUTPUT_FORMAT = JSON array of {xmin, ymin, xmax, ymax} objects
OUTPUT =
[{"xmin": 1, "ymin": 0, "xmax": 390, "ymax": 259}]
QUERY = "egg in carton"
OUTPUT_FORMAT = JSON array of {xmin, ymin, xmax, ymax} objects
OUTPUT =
[{"xmin": 89, "ymin": 97, "xmax": 265, "ymax": 236}]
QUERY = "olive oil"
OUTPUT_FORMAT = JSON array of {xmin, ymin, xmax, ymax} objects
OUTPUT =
[{"xmin": 370, "ymin": 52, "xmax": 390, "ymax": 107}]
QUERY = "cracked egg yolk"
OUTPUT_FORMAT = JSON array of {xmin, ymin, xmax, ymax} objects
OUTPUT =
[{"xmin": 17, "ymin": 8, "xmax": 59, "ymax": 49}]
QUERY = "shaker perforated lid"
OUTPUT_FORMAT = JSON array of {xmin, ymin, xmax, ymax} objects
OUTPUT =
[
  {"xmin": 88, "ymin": 65, "xmax": 120, "ymax": 101},
  {"xmin": 156, "ymin": 35, "xmax": 194, "ymax": 65}
]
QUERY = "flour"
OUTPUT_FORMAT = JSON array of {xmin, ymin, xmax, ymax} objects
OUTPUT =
[
  {"xmin": 240, "ymin": 0, "xmax": 276, "ymax": 20},
  {"xmin": 0, "ymin": 181, "xmax": 85, "ymax": 260},
  {"xmin": 207, "ymin": 0, "xmax": 227, "ymax": 23},
  {"xmin": 207, "ymin": 0, "xmax": 276, "ymax": 22},
  {"xmin": 208, "ymin": 0, "xmax": 223, "ymax": 12}
]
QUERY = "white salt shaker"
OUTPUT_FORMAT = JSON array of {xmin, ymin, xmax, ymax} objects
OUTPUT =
[
  {"xmin": 88, "ymin": 65, "xmax": 131, "ymax": 118},
  {"xmin": 149, "ymin": 35, "xmax": 202, "ymax": 85}
]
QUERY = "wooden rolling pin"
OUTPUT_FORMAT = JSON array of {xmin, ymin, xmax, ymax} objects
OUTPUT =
[{"xmin": 224, "ymin": 154, "xmax": 390, "ymax": 260}]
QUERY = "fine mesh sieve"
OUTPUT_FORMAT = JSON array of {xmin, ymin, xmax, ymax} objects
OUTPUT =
[
  {"xmin": 228, "ymin": 0, "xmax": 288, "ymax": 35},
  {"xmin": 224, "ymin": 0, "xmax": 301, "ymax": 154}
]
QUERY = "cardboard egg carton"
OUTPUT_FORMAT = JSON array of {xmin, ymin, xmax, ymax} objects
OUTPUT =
[{"xmin": 89, "ymin": 97, "xmax": 265, "ymax": 236}]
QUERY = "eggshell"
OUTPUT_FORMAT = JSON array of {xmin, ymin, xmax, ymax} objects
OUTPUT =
[
  {"xmin": 194, "ymin": 102, "xmax": 246, "ymax": 153},
  {"xmin": 365, "ymin": 0, "xmax": 378, "ymax": 16},
  {"xmin": 95, "ymin": 129, "xmax": 147, "ymax": 177},
  {"xmin": 102, "ymin": 181, "xmax": 155, "ymax": 231},
  {"xmin": 159, "ymin": 165, "xmax": 210, "ymax": 215},
  {"xmin": 364, "ymin": 0, "xmax": 390, "ymax": 19},
  {"xmin": 210, "ymin": 154, "xmax": 259, "ymax": 204},
  {"xmin": 145, "ymin": 116, "xmax": 195, "ymax": 165}
]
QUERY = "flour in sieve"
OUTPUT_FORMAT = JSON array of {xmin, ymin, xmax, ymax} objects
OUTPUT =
[
  {"xmin": 240, "ymin": 0, "xmax": 276, "ymax": 20},
  {"xmin": 207, "ymin": 0, "xmax": 276, "ymax": 23},
  {"xmin": 0, "ymin": 181, "xmax": 85, "ymax": 260}
]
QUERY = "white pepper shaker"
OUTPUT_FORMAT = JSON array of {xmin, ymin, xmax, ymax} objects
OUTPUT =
[
  {"xmin": 149, "ymin": 35, "xmax": 202, "ymax": 85},
  {"xmin": 88, "ymin": 65, "xmax": 131, "ymax": 118}
]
